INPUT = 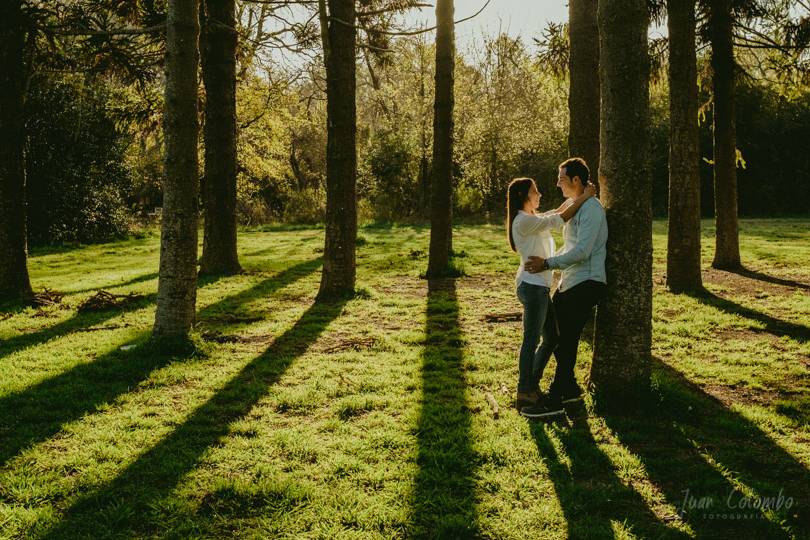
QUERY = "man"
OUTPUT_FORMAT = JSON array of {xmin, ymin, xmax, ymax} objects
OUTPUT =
[{"xmin": 520, "ymin": 157, "xmax": 607, "ymax": 418}]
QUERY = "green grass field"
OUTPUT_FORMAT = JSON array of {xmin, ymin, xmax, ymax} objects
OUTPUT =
[{"xmin": 1, "ymin": 219, "xmax": 808, "ymax": 539}]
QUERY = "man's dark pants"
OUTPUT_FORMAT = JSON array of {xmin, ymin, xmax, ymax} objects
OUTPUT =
[{"xmin": 533, "ymin": 279, "xmax": 606, "ymax": 395}]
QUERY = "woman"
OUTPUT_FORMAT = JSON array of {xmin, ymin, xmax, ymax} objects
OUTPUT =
[{"xmin": 507, "ymin": 177, "xmax": 594, "ymax": 414}]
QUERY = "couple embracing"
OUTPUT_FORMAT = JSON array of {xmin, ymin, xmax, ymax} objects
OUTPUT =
[{"xmin": 506, "ymin": 157, "xmax": 608, "ymax": 419}]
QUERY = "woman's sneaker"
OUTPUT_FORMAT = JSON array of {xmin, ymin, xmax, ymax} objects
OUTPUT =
[{"xmin": 520, "ymin": 395, "xmax": 564, "ymax": 419}]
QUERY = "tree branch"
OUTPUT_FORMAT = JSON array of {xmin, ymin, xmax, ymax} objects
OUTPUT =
[
  {"xmin": 41, "ymin": 22, "xmax": 166, "ymax": 37},
  {"xmin": 330, "ymin": 0, "xmax": 491, "ymax": 36}
]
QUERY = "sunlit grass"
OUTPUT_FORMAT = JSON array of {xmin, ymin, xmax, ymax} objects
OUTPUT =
[{"xmin": 0, "ymin": 219, "xmax": 807, "ymax": 538}]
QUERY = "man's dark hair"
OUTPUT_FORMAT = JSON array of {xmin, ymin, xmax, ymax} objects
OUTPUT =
[{"xmin": 559, "ymin": 157, "xmax": 590, "ymax": 186}]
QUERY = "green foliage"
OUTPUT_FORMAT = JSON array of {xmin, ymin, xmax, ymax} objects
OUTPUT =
[
  {"xmin": 25, "ymin": 74, "xmax": 133, "ymax": 245},
  {"xmin": 360, "ymin": 129, "xmax": 420, "ymax": 221},
  {"xmin": 235, "ymin": 75, "xmax": 297, "ymax": 223},
  {"xmin": 353, "ymin": 34, "xmax": 571, "ymax": 219}
]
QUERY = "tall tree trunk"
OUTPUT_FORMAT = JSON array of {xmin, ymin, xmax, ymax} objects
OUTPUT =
[
  {"xmin": 427, "ymin": 0, "xmax": 455, "ymax": 277},
  {"xmin": 153, "ymin": 0, "xmax": 200, "ymax": 339},
  {"xmin": 419, "ymin": 152, "xmax": 429, "ymax": 215},
  {"xmin": 199, "ymin": 0, "xmax": 241, "ymax": 276},
  {"xmin": 568, "ymin": 0, "xmax": 600, "ymax": 175},
  {"xmin": 591, "ymin": 0, "xmax": 652, "ymax": 399},
  {"xmin": 418, "ymin": 43, "xmax": 431, "ymax": 217},
  {"xmin": 0, "ymin": 0, "xmax": 33, "ymax": 303},
  {"xmin": 709, "ymin": 0, "xmax": 741, "ymax": 269},
  {"xmin": 317, "ymin": 0, "xmax": 357, "ymax": 299},
  {"xmin": 666, "ymin": 0, "xmax": 702, "ymax": 292}
]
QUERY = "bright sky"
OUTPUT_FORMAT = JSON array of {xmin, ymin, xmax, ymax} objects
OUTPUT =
[
  {"xmin": 400, "ymin": 0, "xmax": 669, "ymax": 53},
  {"xmin": 403, "ymin": 0, "xmax": 570, "ymax": 50},
  {"xmin": 265, "ymin": 1, "xmax": 675, "ymax": 71}
]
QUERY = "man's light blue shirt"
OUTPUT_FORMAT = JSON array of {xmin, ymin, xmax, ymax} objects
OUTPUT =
[{"xmin": 546, "ymin": 197, "xmax": 608, "ymax": 292}]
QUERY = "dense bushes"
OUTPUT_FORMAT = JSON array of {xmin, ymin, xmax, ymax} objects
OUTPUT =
[
  {"xmin": 730, "ymin": 83, "xmax": 810, "ymax": 216},
  {"xmin": 360, "ymin": 130, "xmax": 422, "ymax": 221},
  {"xmin": 652, "ymin": 75, "xmax": 810, "ymax": 217},
  {"xmin": 25, "ymin": 75, "xmax": 133, "ymax": 245}
]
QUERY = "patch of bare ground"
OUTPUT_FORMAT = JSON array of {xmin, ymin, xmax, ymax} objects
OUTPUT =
[
  {"xmin": 702, "ymin": 268, "xmax": 810, "ymax": 295},
  {"xmin": 313, "ymin": 334, "xmax": 376, "ymax": 354},
  {"xmin": 457, "ymin": 274, "xmax": 511, "ymax": 290},
  {"xmin": 714, "ymin": 328, "xmax": 790, "ymax": 347},
  {"xmin": 659, "ymin": 353, "xmax": 806, "ymax": 409},
  {"xmin": 703, "ymin": 383, "xmax": 783, "ymax": 408},
  {"xmin": 376, "ymin": 276, "xmax": 426, "ymax": 299},
  {"xmin": 653, "ymin": 267, "xmax": 810, "ymax": 296},
  {"xmin": 378, "ymin": 273, "xmax": 516, "ymax": 299}
]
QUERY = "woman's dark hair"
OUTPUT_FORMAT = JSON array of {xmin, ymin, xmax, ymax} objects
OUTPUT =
[{"xmin": 506, "ymin": 177, "xmax": 535, "ymax": 252}]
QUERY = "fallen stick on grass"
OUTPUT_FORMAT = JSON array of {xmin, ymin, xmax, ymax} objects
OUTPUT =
[
  {"xmin": 78, "ymin": 290, "xmax": 143, "ymax": 312},
  {"xmin": 484, "ymin": 312, "xmax": 522, "ymax": 323}
]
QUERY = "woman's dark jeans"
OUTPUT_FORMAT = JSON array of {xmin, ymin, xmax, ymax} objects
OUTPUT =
[{"xmin": 516, "ymin": 281, "xmax": 551, "ymax": 393}]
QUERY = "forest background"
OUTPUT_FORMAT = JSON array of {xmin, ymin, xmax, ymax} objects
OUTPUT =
[{"xmin": 24, "ymin": 1, "xmax": 810, "ymax": 246}]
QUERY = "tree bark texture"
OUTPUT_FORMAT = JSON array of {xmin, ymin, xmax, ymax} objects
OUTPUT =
[
  {"xmin": 199, "ymin": 0, "xmax": 241, "ymax": 276},
  {"xmin": 317, "ymin": 0, "xmax": 357, "ymax": 299},
  {"xmin": 0, "ymin": 0, "xmax": 33, "ymax": 302},
  {"xmin": 709, "ymin": 0, "xmax": 741, "ymax": 269},
  {"xmin": 666, "ymin": 0, "xmax": 703, "ymax": 292},
  {"xmin": 427, "ymin": 0, "xmax": 455, "ymax": 277},
  {"xmin": 568, "ymin": 0, "xmax": 600, "ymax": 176},
  {"xmin": 153, "ymin": 0, "xmax": 201, "ymax": 338},
  {"xmin": 591, "ymin": 0, "xmax": 652, "ymax": 399}
]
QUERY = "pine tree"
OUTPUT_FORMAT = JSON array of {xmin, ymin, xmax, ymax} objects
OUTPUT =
[
  {"xmin": 153, "ymin": 0, "xmax": 201, "ymax": 339},
  {"xmin": 591, "ymin": 0, "xmax": 653, "ymax": 399},
  {"xmin": 666, "ymin": 0, "xmax": 703, "ymax": 291}
]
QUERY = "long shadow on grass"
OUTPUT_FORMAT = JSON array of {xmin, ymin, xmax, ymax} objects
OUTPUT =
[
  {"xmin": 0, "ymin": 294, "xmax": 158, "ymax": 362},
  {"xmin": 689, "ymin": 288, "xmax": 809, "ymax": 343},
  {"xmin": 530, "ymin": 413, "xmax": 691, "ymax": 539},
  {"xmin": 68, "ymin": 271, "xmax": 159, "ymax": 294},
  {"xmin": 727, "ymin": 267, "xmax": 810, "ymax": 292},
  {"xmin": 0, "ymin": 273, "xmax": 224, "ymax": 362},
  {"xmin": 601, "ymin": 357, "xmax": 809, "ymax": 539},
  {"xmin": 0, "ymin": 259, "xmax": 322, "ymax": 467},
  {"xmin": 42, "ymin": 297, "xmax": 345, "ymax": 539},
  {"xmin": 409, "ymin": 278, "xmax": 478, "ymax": 538}
]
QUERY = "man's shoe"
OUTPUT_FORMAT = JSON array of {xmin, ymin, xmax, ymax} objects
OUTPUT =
[
  {"xmin": 515, "ymin": 391, "xmax": 538, "ymax": 410},
  {"xmin": 520, "ymin": 396, "xmax": 564, "ymax": 419},
  {"xmin": 553, "ymin": 384, "xmax": 585, "ymax": 404}
]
